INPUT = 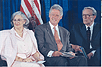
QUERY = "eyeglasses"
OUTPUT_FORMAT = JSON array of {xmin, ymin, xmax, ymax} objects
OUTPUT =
[
  {"xmin": 13, "ymin": 19, "xmax": 24, "ymax": 22},
  {"xmin": 82, "ymin": 14, "xmax": 94, "ymax": 18}
]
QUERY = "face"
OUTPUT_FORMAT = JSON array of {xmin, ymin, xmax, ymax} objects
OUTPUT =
[
  {"xmin": 82, "ymin": 9, "xmax": 96, "ymax": 26},
  {"xmin": 13, "ymin": 15, "xmax": 25, "ymax": 29},
  {"xmin": 49, "ymin": 9, "xmax": 62, "ymax": 26}
]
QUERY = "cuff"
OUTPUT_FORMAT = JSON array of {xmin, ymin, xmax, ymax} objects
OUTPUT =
[
  {"xmin": 91, "ymin": 50, "xmax": 96, "ymax": 56},
  {"xmin": 47, "ymin": 50, "xmax": 54, "ymax": 57}
]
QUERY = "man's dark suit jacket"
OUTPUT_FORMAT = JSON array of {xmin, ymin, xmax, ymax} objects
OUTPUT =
[
  {"xmin": 70, "ymin": 23, "xmax": 101, "ymax": 54},
  {"xmin": 35, "ymin": 22, "xmax": 73, "ymax": 57}
]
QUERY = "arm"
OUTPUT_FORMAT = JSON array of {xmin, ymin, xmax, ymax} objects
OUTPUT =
[
  {"xmin": 32, "ymin": 51, "xmax": 43, "ymax": 61},
  {"xmin": 29, "ymin": 30, "xmax": 44, "ymax": 60},
  {"xmin": 35, "ymin": 26, "xmax": 62, "ymax": 57},
  {"xmin": 0, "ymin": 31, "xmax": 8, "ymax": 55},
  {"xmin": 66, "ymin": 31, "xmax": 73, "ymax": 52},
  {"xmin": 69, "ymin": 25, "xmax": 82, "ymax": 52},
  {"xmin": 35, "ymin": 26, "xmax": 51, "ymax": 57}
]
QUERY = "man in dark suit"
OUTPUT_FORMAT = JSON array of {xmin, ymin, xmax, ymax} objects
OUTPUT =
[
  {"xmin": 35, "ymin": 4, "xmax": 87, "ymax": 66},
  {"xmin": 70, "ymin": 7, "xmax": 101, "ymax": 66}
]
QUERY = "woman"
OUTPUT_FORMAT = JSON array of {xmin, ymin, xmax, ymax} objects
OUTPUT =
[{"xmin": 0, "ymin": 11, "xmax": 45, "ymax": 67}]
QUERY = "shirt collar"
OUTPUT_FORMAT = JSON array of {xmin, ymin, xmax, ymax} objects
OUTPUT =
[
  {"xmin": 11, "ymin": 27, "xmax": 27, "ymax": 37},
  {"xmin": 85, "ymin": 22, "xmax": 94, "ymax": 30},
  {"xmin": 49, "ymin": 21, "xmax": 58, "ymax": 30}
]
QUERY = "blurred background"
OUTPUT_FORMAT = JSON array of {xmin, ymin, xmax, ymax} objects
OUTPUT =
[{"xmin": 0, "ymin": 0, "xmax": 101, "ymax": 32}]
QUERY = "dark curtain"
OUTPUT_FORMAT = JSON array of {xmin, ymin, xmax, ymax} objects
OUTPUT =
[
  {"xmin": 40, "ymin": 0, "xmax": 101, "ymax": 31},
  {"xmin": 0, "ymin": 0, "xmax": 21, "ymax": 30},
  {"xmin": 0, "ymin": 0, "xmax": 101, "ymax": 31},
  {"xmin": 41, "ymin": 0, "xmax": 70, "ymax": 30},
  {"xmin": 0, "ymin": 0, "xmax": 101, "ymax": 66}
]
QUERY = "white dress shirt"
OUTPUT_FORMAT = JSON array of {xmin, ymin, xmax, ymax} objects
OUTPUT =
[
  {"xmin": 85, "ymin": 22, "xmax": 96, "ymax": 55},
  {"xmin": 47, "ymin": 21, "xmax": 61, "ymax": 57}
]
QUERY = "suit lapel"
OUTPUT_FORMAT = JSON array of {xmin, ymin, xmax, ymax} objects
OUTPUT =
[
  {"xmin": 46, "ymin": 23, "xmax": 57, "ymax": 45},
  {"xmin": 80, "ymin": 24, "xmax": 87, "ymax": 40},
  {"xmin": 58, "ymin": 26, "xmax": 65, "ymax": 52},
  {"xmin": 92, "ymin": 23, "xmax": 100, "ymax": 40},
  {"xmin": 59, "ymin": 26, "xmax": 64, "ymax": 45}
]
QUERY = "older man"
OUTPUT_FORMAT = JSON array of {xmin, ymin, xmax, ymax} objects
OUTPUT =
[
  {"xmin": 70, "ymin": 7, "xmax": 101, "ymax": 66},
  {"xmin": 35, "ymin": 4, "xmax": 87, "ymax": 66}
]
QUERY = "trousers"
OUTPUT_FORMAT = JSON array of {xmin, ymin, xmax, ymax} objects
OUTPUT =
[{"xmin": 44, "ymin": 56, "xmax": 87, "ymax": 66}]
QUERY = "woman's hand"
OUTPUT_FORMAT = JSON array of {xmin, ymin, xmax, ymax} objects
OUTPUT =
[
  {"xmin": 15, "ymin": 56, "xmax": 34, "ymax": 62},
  {"xmin": 15, "ymin": 56, "xmax": 23, "ymax": 62},
  {"xmin": 23, "ymin": 58, "xmax": 33, "ymax": 62},
  {"xmin": 33, "ymin": 51, "xmax": 43, "ymax": 62}
]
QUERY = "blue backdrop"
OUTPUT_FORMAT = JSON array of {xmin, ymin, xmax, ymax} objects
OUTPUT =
[{"xmin": 0, "ymin": 0, "xmax": 101, "ymax": 31}]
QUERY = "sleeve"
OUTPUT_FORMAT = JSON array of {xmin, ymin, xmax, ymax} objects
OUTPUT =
[
  {"xmin": 91, "ymin": 50, "xmax": 96, "ymax": 56},
  {"xmin": 30, "ymin": 30, "xmax": 44, "ymax": 60},
  {"xmin": 69, "ymin": 25, "xmax": 77, "ymax": 45},
  {"xmin": 66, "ymin": 31, "xmax": 73, "ymax": 52},
  {"xmin": 35, "ymin": 26, "xmax": 51, "ymax": 57},
  {"xmin": 47, "ymin": 50, "xmax": 54, "ymax": 57},
  {"xmin": 0, "ymin": 31, "xmax": 7, "ymax": 55}
]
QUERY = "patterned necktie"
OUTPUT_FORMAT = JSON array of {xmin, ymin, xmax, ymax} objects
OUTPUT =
[{"xmin": 53, "ymin": 27, "xmax": 63, "ymax": 51}]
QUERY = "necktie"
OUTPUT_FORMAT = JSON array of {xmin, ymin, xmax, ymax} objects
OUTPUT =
[
  {"xmin": 53, "ymin": 27, "xmax": 63, "ymax": 51},
  {"xmin": 86, "ymin": 27, "xmax": 91, "ymax": 42},
  {"xmin": 86, "ymin": 27, "xmax": 91, "ymax": 53}
]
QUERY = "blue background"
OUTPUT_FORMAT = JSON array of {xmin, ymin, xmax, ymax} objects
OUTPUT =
[{"xmin": 0, "ymin": 0, "xmax": 101, "ymax": 31}]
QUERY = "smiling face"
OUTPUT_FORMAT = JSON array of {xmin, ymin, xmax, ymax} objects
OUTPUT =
[
  {"xmin": 13, "ymin": 15, "xmax": 25, "ymax": 29},
  {"xmin": 82, "ymin": 9, "xmax": 96, "ymax": 26},
  {"xmin": 49, "ymin": 9, "xmax": 62, "ymax": 26}
]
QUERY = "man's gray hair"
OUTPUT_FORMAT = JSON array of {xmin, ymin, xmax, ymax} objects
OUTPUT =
[
  {"xmin": 49, "ymin": 4, "xmax": 63, "ymax": 16},
  {"xmin": 11, "ymin": 11, "xmax": 29, "ymax": 26},
  {"xmin": 82, "ymin": 6, "xmax": 97, "ymax": 16}
]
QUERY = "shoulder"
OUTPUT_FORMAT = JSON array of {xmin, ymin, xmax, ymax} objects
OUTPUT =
[
  {"xmin": 0, "ymin": 29, "xmax": 11, "ymax": 39},
  {"xmin": 25, "ymin": 28, "xmax": 34, "ymax": 35},
  {"xmin": 59, "ymin": 26, "xmax": 70, "ymax": 33},
  {"xmin": 35, "ymin": 23, "xmax": 49, "ymax": 32},
  {"xmin": 94, "ymin": 23, "xmax": 101, "ymax": 32},
  {"xmin": 25, "ymin": 29, "xmax": 36, "ymax": 40},
  {"xmin": 73, "ymin": 23, "xmax": 84, "ymax": 27},
  {"xmin": 35, "ymin": 23, "xmax": 48, "ymax": 29},
  {"xmin": 72, "ymin": 23, "xmax": 84, "ymax": 29},
  {"xmin": 94, "ymin": 23, "xmax": 101, "ymax": 27},
  {"xmin": 0, "ymin": 29, "xmax": 11, "ymax": 35},
  {"xmin": 59, "ymin": 26, "xmax": 67, "ymax": 31}
]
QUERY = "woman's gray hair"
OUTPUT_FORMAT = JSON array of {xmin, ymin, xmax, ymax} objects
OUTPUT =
[
  {"xmin": 11, "ymin": 11, "xmax": 29, "ymax": 26},
  {"xmin": 49, "ymin": 4, "xmax": 63, "ymax": 16},
  {"xmin": 82, "ymin": 6, "xmax": 97, "ymax": 16}
]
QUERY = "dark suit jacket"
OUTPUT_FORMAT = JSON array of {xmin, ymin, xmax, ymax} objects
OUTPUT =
[
  {"xmin": 70, "ymin": 23, "xmax": 101, "ymax": 54},
  {"xmin": 35, "ymin": 22, "xmax": 73, "ymax": 57}
]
